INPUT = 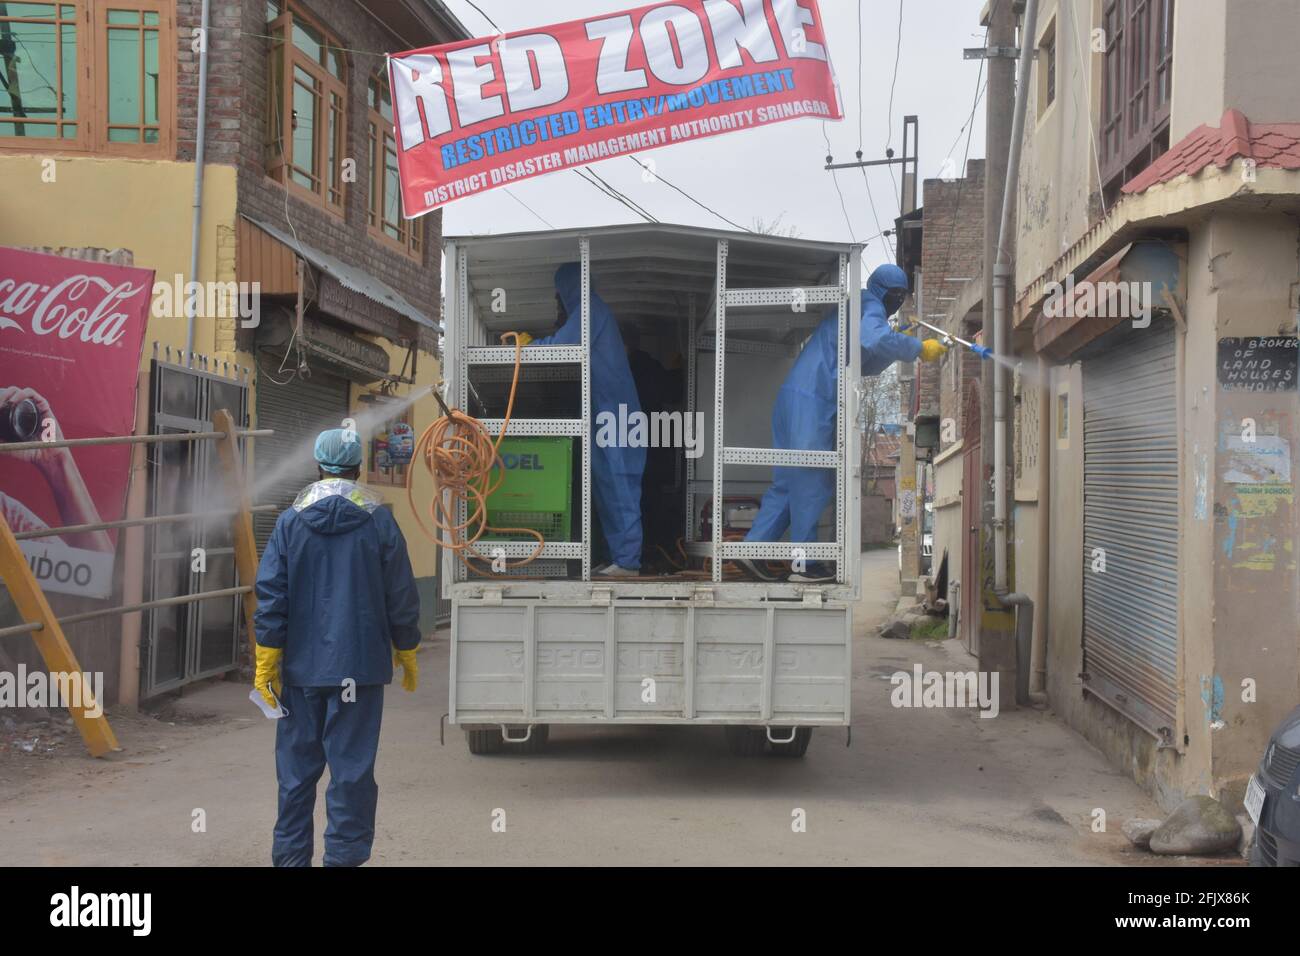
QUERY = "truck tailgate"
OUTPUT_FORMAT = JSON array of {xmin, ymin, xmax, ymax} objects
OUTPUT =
[{"xmin": 451, "ymin": 600, "xmax": 851, "ymax": 725}]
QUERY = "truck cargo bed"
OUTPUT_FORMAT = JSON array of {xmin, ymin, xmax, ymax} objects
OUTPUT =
[{"xmin": 441, "ymin": 224, "xmax": 865, "ymax": 748}]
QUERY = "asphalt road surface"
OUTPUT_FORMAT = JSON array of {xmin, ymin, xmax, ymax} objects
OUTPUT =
[{"xmin": 1, "ymin": 549, "xmax": 1198, "ymax": 866}]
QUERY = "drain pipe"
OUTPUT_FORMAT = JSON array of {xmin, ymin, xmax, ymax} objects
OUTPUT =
[
  {"xmin": 184, "ymin": 0, "xmax": 212, "ymax": 366},
  {"xmin": 992, "ymin": 0, "xmax": 1039, "ymax": 705},
  {"xmin": 948, "ymin": 579, "xmax": 960, "ymax": 641},
  {"xmin": 1030, "ymin": 355, "xmax": 1052, "ymax": 704},
  {"xmin": 993, "ymin": 0, "xmax": 1038, "ymax": 592}
]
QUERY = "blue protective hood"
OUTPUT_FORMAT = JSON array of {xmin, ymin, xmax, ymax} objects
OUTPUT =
[
  {"xmin": 555, "ymin": 262, "xmax": 582, "ymax": 316},
  {"xmin": 866, "ymin": 264, "xmax": 909, "ymax": 305}
]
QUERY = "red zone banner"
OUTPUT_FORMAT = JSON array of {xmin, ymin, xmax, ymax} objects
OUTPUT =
[{"xmin": 388, "ymin": 0, "xmax": 842, "ymax": 216}]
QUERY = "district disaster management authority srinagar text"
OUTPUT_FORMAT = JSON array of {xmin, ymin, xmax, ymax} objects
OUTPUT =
[{"xmin": 422, "ymin": 68, "xmax": 832, "ymax": 206}]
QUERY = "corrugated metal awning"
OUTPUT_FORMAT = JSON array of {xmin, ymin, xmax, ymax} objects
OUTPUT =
[{"xmin": 239, "ymin": 215, "xmax": 440, "ymax": 332}]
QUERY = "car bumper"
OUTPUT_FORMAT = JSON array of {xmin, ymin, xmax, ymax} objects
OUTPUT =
[{"xmin": 1251, "ymin": 773, "xmax": 1300, "ymax": 866}]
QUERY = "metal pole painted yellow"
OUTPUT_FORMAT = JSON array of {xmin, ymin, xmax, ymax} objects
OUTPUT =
[{"xmin": 0, "ymin": 520, "xmax": 119, "ymax": 757}]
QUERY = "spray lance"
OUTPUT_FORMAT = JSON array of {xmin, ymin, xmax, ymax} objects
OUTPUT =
[{"xmin": 897, "ymin": 315, "xmax": 993, "ymax": 360}]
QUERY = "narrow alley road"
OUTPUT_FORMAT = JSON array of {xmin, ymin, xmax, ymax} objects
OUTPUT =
[{"xmin": 0, "ymin": 550, "xmax": 1190, "ymax": 866}]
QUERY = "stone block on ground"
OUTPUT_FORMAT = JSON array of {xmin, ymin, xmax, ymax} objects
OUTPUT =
[
  {"xmin": 1148, "ymin": 795, "xmax": 1242, "ymax": 856},
  {"xmin": 879, "ymin": 619, "xmax": 910, "ymax": 640},
  {"xmin": 1122, "ymin": 818, "xmax": 1162, "ymax": 848}
]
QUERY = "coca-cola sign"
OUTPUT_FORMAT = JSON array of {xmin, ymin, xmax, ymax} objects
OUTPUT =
[
  {"xmin": 0, "ymin": 272, "xmax": 148, "ymax": 346},
  {"xmin": 0, "ymin": 247, "xmax": 153, "ymax": 598}
]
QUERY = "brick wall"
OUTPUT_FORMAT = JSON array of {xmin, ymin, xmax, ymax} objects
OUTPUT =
[
  {"xmin": 176, "ymin": 0, "xmax": 245, "ymax": 166},
  {"xmin": 233, "ymin": 0, "xmax": 446, "ymax": 320},
  {"xmin": 920, "ymin": 158, "xmax": 986, "ymax": 446}
]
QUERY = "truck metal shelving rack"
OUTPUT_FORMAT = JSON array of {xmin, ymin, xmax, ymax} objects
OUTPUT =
[{"xmin": 442, "ymin": 224, "xmax": 863, "ymax": 756}]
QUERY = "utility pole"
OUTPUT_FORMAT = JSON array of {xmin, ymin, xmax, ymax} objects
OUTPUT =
[
  {"xmin": 824, "ymin": 115, "xmax": 920, "ymax": 263},
  {"xmin": 824, "ymin": 116, "xmax": 922, "ymax": 588},
  {"xmin": 978, "ymin": 0, "xmax": 1018, "ymax": 706}
]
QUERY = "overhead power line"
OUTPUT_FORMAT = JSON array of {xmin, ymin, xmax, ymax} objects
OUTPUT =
[
  {"xmin": 581, "ymin": 167, "xmax": 659, "ymax": 222},
  {"xmin": 502, "ymin": 188, "xmax": 554, "ymax": 228},
  {"xmin": 821, "ymin": 123, "xmax": 862, "ymax": 247},
  {"xmin": 573, "ymin": 169, "xmax": 658, "ymax": 223},
  {"xmin": 883, "ymin": 0, "xmax": 905, "ymax": 214},
  {"xmin": 626, "ymin": 156, "xmax": 751, "ymax": 232},
  {"xmin": 462, "ymin": 0, "xmax": 500, "ymax": 31}
]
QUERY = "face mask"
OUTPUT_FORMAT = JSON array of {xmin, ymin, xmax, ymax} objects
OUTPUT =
[{"xmin": 883, "ymin": 288, "xmax": 907, "ymax": 316}]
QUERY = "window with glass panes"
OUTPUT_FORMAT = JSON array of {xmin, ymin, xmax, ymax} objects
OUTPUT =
[
  {"xmin": 265, "ymin": 2, "xmax": 346, "ymax": 213},
  {"xmin": 367, "ymin": 73, "xmax": 421, "ymax": 260},
  {"xmin": 0, "ymin": 0, "xmax": 172, "ymax": 154}
]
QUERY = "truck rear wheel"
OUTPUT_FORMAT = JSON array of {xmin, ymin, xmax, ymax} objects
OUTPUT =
[
  {"xmin": 465, "ymin": 728, "xmax": 504, "ymax": 754},
  {"xmin": 768, "ymin": 727, "xmax": 813, "ymax": 758},
  {"xmin": 724, "ymin": 726, "xmax": 767, "ymax": 756}
]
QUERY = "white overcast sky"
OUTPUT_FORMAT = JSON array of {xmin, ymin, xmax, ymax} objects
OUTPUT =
[{"xmin": 436, "ymin": 0, "xmax": 990, "ymax": 277}]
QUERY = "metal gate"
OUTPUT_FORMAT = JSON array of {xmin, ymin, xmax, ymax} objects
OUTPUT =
[
  {"xmin": 1081, "ymin": 318, "xmax": 1179, "ymax": 741},
  {"xmin": 253, "ymin": 368, "xmax": 351, "ymax": 551},
  {"xmin": 145, "ymin": 357, "xmax": 250, "ymax": 696}
]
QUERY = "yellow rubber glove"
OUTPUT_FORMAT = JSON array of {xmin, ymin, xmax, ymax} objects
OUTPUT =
[
  {"xmin": 500, "ymin": 331, "xmax": 534, "ymax": 346},
  {"xmin": 394, "ymin": 647, "xmax": 419, "ymax": 692},
  {"xmin": 253, "ymin": 645, "xmax": 283, "ymax": 710},
  {"xmin": 920, "ymin": 339, "xmax": 948, "ymax": 362}
]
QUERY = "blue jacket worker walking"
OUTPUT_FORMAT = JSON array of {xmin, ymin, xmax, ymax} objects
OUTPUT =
[
  {"xmin": 738, "ymin": 264, "xmax": 946, "ymax": 584},
  {"xmin": 253, "ymin": 427, "xmax": 421, "ymax": 867}
]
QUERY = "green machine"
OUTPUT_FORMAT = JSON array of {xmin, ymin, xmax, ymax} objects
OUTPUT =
[{"xmin": 478, "ymin": 437, "xmax": 573, "ymax": 540}]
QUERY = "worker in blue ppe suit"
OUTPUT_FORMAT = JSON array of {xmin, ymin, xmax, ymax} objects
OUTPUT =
[
  {"xmin": 510, "ymin": 263, "xmax": 646, "ymax": 575},
  {"xmin": 738, "ymin": 264, "xmax": 946, "ymax": 584},
  {"xmin": 253, "ymin": 428, "xmax": 421, "ymax": 866}
]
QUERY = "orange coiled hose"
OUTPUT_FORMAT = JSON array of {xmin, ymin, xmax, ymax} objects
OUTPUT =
[{"xmin": 405, "ymin": 332, "xmax": 543, "ymax": 570}]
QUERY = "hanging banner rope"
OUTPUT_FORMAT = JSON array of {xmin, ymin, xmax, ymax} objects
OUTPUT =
[{"xmin": 389, "ymin": 0, "xmax": 842, "ymax": 216}]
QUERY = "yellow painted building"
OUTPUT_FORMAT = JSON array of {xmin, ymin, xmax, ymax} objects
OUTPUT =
[{"xmin": 0, "ymin": 0, "xmax": 469, "ymax": 704}]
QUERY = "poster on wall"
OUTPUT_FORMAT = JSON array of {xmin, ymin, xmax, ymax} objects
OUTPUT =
[
  {"xmin": 0, "ymin": 247, "xmax": 153, "ymax": 598},
  {"xmin": 389, "ymin": 0, "xmax": 842, "ymax": 215}
]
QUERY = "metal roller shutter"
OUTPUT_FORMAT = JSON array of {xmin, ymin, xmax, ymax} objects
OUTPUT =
[
  {"xmin": 254, "ymin": 369, "xmax": 351, "ymax": 552},
  {"xmin": 1082, "ymin": 318, "xmax": 1179, "ymax": 741}
]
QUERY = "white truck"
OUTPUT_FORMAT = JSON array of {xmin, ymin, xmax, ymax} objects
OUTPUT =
[{"xmin": 441, "ymin": 223, "xmax": 865, "ymax": 757}]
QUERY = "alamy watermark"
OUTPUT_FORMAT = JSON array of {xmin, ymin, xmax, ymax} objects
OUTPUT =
[
  {"xmin": 151, "ymin": 275, "xmax": 260, "ymax": 328},
  {"xmin": 0, "ymin": 666, "xmax": 104, "ymax": 718},
  {"xmin": 890, "ymin": 665, "xmax": 1000, "ymax": 718},
  {"xmin": 594, "ymin": 403, "xmax": 705, "ymax": 458},
  {"xmin": 1042, "ymin": 276, "xmax": 1152, "ymax": 328},
  {"xmin": 50, "ymin": 886, "xmax": 150, "ymax": 936}
]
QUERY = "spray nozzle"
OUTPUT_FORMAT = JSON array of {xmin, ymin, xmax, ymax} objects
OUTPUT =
[{"xmin": 971, "ymin": 345, "xmax": 993, "ymax": 360}]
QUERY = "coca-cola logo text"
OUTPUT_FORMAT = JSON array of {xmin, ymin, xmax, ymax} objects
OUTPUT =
[{"xmin": 0, "ymin": 274, "xmax": 147, "ymax": 346}]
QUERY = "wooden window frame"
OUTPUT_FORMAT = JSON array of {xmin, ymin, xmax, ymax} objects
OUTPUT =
[
  {"xmin": 1099, "ymin": 0, "xmax": 1174, "ymax": 195},
  {"xmin": 1037, "ymin": 15, "xmax": 1057, "ymax": 122},
  {"xmin": 367, "ymin": 72, "xmax": 422, "ymax": 262},
  {"xmin": 0, "ymin": 0, "xmax": 175, "ymax": 157},
  {"xmin": 265, "ymin": 3, "xmax": 347, "ymax": 216}
]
